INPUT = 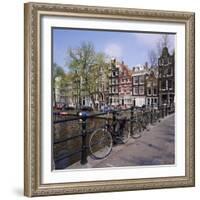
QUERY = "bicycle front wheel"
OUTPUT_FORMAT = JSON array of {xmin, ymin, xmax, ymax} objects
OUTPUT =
[{"xmin": 89, "ymin": 128, "xmax": 113, "ymax": 160}]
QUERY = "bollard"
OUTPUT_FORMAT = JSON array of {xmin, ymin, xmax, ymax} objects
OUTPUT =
[{"xmin": 80, "ymin": 112, "xmax": 88, "ymax": 165}]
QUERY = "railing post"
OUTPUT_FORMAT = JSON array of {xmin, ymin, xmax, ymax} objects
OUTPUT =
[
  {"xmin": 157, "ymin": 105, "xmax": 161, "ymax": 122},
  {"xmin": 80, "ymin": 112, "xmax": 88, "ymax": 165},
  {"xmin": 112, "ymin": 110, "xmax": 116, "ymax": 133},
  {"xmin": 166, "ymin": 105, "xmax": 168, "ymax": 116},
  {"xmin": 167, "ymin": 105, "xmax": 169, "ymax": 115},
  {"xmin": 161, "ymin": 105, "xmax": 164, "ymax": 118},
  {"xmin": 131, "ymin": 106, "xmax": 141, "ymax": 139},
  {"xmin": 130, "ymin": 106, "xmax": 134, "ymax": 135},
  {"xmin": 150, "ymin": 103, "xmax": 153, "ymax": 124}
]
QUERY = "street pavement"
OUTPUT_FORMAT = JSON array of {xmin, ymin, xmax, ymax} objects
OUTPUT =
[{"xmin": 68, "ymin": 114, "xmax": 175, "ymax": 169}]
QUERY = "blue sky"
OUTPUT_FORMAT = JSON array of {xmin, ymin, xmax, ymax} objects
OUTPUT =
[{"xmin": 53, "ymin": 28, "xmax": 175, "ymax": 71}]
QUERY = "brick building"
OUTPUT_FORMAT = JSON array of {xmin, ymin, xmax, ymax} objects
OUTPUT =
[
  {"xmin": 108, "ymin": 59, "xmax": 119, "ymax": 106},
  {"xmin": 146, "ymin": 68, "xmax": 159, "ymax": 107},
  {"xmin": 132, "ymin": 64, "xmax": 148, "ymax": 107},
  {"xmin": 158, "ymin": 47, "xmax": 175, "ymax": 106},
  {"xmin": 108, "ymin": 59, "xmax": 133, "ymax": 108},
  {"xmin": 118, "ymin": 61, "xmax": 133, "ymax": 108}
]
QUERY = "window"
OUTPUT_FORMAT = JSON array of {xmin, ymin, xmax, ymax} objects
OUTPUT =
[
  {"xmin": 153, "ymin": 81, "xmax": 157, "ymax": 86},
  {"xmin": 154, "ymin": 98, "xmax": 157, "ymax": 103},
  {"xmin": 148, "ymin": 98, "xmax": 150, "ymax": 105},
  {"xmin": 113, "ymin": 71, "xmax": 116, "ymax": 76},
  {"xmin": 139, "ymin": 76, "xmax": 144, "ymax": 84},
  {"xmin": 139, "ymin": 86, "xmax": 144, "ymax": 95},
  {"xmin": 164, "ymin": 68, "xmax": 168, "ymax": 75},
  {"xmin": 168, "ymin": 68, "xmax": 172, "ymax": 76},
  {"xmin": 133, "ymin": 76, "xmax": 139, "ymax": 84},
  {"xmin": 153, "ymin": 88, "xmax": 157, "ymax": 95},
  {"xmin": 148, "ymin": 88, "xmax": 151, "ymax": 95},
  {"xmin": 161, "ymin": 80, "xmax": 166, "ymax": 89},
  {"xmin": 164, "ymin": 58, "xmax": 168, "ymax": 65},
  {"xmin": 147, "ymin": 82, "xmax": 151, "ymax": 87},
  {"xmin": 133, "ymin": 87, "xmax": 138, "ymax": 95},
  {"xmin": 168, "ymin": 80, "xmax": 173, "ymax": 89}
]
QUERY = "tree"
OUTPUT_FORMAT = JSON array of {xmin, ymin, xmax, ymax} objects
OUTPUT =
[
  {"xmin": 148, "ymin": 34, "xmax": 174, "ymax": 67},
  {"xmin": 156, "ymin": 34, "xmax": 171, "ymax": 56},
  {"xmin": 148, "ymin": 49, "xmax": 157, "ymax": 67},
  {"xmin": 52, "ymin": 63, "xmax": 65, "ymax": 106},
  {"xmin": 66, "ymin": 42, "xmax": 108, "ymax": 109},
  {"xmin": 53, "ymin": 63, "xmax": 65, "ymax": 84}
]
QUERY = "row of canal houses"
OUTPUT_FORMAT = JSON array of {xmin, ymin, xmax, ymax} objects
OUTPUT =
[
  {"xmin": 109, "ymin": 46, "xmax": 175, "ymax": 108},
  {"xmin": 55, "ymin": 47, "xmax": 175, "ymax": 109}
]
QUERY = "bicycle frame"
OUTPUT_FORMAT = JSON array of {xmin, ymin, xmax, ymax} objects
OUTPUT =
[{"xmin": 105, "ymin": 112, "xmax": 128, "ymax": 143}]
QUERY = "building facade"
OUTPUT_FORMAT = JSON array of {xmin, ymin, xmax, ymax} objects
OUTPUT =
[
  {"xmin": 54, "ymin": 48, "xmax": 175, "ymax": 110},
  {"xmin": 118, "ymin": 62, "xmax": 133, "ymax": 108},
  {"xmin": 108, "ymin": 59, "xmax": 133, "ymax": 108},
  {"xmin": 94, "ymin": 65, "xmax": 109, "ymax": 109},
  {"xmin": 132, "ymin": 65, "xmax": 148, "ymax": 107},
  {"xmin": 145, "ymin": 69, "xmax": 159, "ymax": 107},
  {"xmin": 158, "ymin": 47, "xmax": 175, "ymax": 106},
  {"xmin": 108, "ymin": 59, "xmax": 119, "ymax": 107}
]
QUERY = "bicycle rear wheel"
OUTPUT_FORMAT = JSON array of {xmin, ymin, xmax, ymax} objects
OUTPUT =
[{"xmin": 89, "ymin": 128, "xmax": 113, "ymax": 160}]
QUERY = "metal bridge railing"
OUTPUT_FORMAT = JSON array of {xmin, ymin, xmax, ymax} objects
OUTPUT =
[{"xmin": 53, "ymin": 104, "xmax": 175, "ymax": 169}]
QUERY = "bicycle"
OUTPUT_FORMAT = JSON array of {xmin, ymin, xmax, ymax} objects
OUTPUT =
[
  {"xmin": 89, "ymin": 111, "xmax": 130, "ymax": 160},
  {"xmin": 131, "ymin": 109, "xmax": 148, "ymax": 138}
]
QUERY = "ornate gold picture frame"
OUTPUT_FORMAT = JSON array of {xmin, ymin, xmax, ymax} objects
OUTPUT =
[{"xmin": 24, "ymin": 2, "xmax": 195, "ymax": 197}]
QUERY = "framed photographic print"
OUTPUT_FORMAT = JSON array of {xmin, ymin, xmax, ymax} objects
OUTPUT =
[{"xmin": 24, "ymin": 2, "xmax": 195, "ymax": 197}]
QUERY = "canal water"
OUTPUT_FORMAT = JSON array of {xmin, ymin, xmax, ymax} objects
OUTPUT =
[{"xmin": 53, "ymin": 113, "xmax": 109, "ymax": 169}]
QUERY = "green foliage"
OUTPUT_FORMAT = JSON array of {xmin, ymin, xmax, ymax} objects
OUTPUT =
[
  {"xmin": 53, "ymin": 63, "xmax": 65, "ymax": 83},
  {"xmin": 66, "ymin": 42, "xmax": 109, "ymax": 108}
]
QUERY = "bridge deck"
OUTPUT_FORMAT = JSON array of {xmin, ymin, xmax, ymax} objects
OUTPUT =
[{"xmin": 67, "ymin": 114, "xmax": 175, "ymax": 169}]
